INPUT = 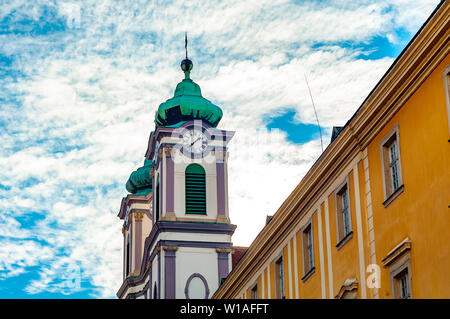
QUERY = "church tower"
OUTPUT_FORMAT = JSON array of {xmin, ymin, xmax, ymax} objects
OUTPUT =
[{"xmin": 116, "ymin": 51, "xmax": 236, "ymax": 299}]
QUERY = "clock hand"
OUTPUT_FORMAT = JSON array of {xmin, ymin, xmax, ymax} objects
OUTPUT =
[{"xmin": 190, "ymin": 137, "xmax": 201, "ymax": 146}]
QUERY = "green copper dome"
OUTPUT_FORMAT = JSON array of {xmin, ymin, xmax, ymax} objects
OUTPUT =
[
  {"xmin": 125, "ymin": 158, "xmax": 152, "ymax": 195},
  {"xmin": 155, "ymin": 59, "xmax": 223, "ymax": 127}
]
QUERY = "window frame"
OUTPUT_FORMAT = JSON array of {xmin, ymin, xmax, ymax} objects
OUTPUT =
[
  {"xmin": 301, "ymin": 220, "xmax": 315, "ymax": 281},
  {"xmin": 382, "ymin": 239, "xmax": 412, "ymax": 299},
  {"xmin": 274, "ymin": 255, "xmax": 285, "ymax": 299},
  {"xmin": 334, "ymin": 178, "xmax": 353, "ymax": 249},
  {"xmin": 379, "ymin": 124, "xmax": 404, "ymax": 207},
  {"xmin": 388, "ymin": 142, "xmax": 400, "ymax": 191},
  {"xmin": 397, "ymin": 269, "xmax": 410, "ymax": 299},
  {"xmin": 250, "ymin": 283, "xmax": 258, "ymax": 299},
  {"xmin": 389, "ymin": 255, "xmax": 412, "ymax": 299},
  {"xmin": 442, "ymin": 64, "xmax": 450, "ymax": 138}
]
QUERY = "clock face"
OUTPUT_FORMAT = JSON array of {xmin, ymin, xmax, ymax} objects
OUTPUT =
[{"xmin": 182, "ymin": 129, "xmax": 208, "ymax": 156}]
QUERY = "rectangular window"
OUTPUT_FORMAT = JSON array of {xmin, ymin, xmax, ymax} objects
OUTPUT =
[
  {"xmin": 250, "ymin": 284, "xmax": 258, "ymax": 299},
  {"xmin": 380, "ymin": 126, "xmax": 404, "ymax": 206},
  {"xmin": 275, "ymin": 257, "xmax": 285, "ymax": 299},
  {"xmin": 383, "ymin": 239, "xmax": 412, "ymax": 299},
  {"xmin": 341, "ymin": 190, "xmax": 351, "ymax": 236},
  {"xmin": 302, "ymin": 224, "xmax": 314, "ymax": 276},
  {"xmin": 388, "ymin": 141, "xmax": 400, "ymax": 192},
  {"xmin": 442, "ymin": 66, "xmax": 450, "ymax": 136},
  {"xmin": 393, "ymin": 268, "xmax": 411, "ymax": 299},
  {"xmin": 335, "ymin": 182, "xmax": 352, "ymax": 247}
]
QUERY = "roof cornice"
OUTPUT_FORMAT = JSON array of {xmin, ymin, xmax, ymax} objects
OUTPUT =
[{"xmin": 117, "ymin": 192, "xmax": 152, "ymax": 219}]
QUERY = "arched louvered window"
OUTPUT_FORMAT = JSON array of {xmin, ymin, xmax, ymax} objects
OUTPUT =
[{"xmin": 185, "ymin": 164, "xmax": 206, "ymax": 214}]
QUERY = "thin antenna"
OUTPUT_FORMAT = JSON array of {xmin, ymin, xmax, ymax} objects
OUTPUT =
[
  {"xmin": 185, "ymin": 32, "xmax": 188, "ymax": 59},
  {"xmin": 304, "ymin": 74, "xmax": 324, "ymax": 153}
]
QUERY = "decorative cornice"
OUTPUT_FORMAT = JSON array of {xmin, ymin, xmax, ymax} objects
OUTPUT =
[
  {"xmin": 117, "ymin": 192, "xmax": 152, "ymax": 219},
  {"xmin": 216, "ymin": 248, "xmax": 233, "ymax": 254},
  {"xmin": 164, "ymin": 147, "xmax": 174, "ymax": 157},
  {"xmin": 132, "ymin": 212, "xmax": 144, "ymax": 221},
  {"xmin": 335, "ymin": 279, "xmax": 358, "ymax": 299},
  {"xmin": 163, "ymin": 245, "xmax": 178, "ymax": 251},
  {"xmin": 142, "ymin": 222, "xmax": 236, "ymax": 263},
  {"xmin": 381, "ymin": 238, "xmax": 412, "ymax": 267},
  {"xmin": 213, "ymin": 2, "xmax": 449, "ymax": 298},
  {"xmin": 123, "ymin": 209, "xmax": 150, "ymax": 230}
]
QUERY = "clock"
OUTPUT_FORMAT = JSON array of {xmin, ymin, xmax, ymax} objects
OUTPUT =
[{"xmin": 182, "ymin": 128, "xmax": 209, "ymax": 157}]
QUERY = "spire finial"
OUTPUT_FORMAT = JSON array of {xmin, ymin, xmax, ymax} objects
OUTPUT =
[
  {"xmin": 181, "ymin": 32, "xmax": 193, "ymax": 80},
  {"xmin": 185, "ymin": 32, "xmax": 188, "ymax": 59}
]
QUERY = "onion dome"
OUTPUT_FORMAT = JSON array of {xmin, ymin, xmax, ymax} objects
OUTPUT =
[
  {"xmin": 155, "ymin": 58, "xmax": 223, "ymax": 127},
  {"xmin": 125, "ymin": 158, "xmax": 152, "ymax": 195}
]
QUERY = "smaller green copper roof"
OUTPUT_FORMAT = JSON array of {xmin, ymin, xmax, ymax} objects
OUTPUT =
[
  {"xmin": 125, "ymin": 158, "xmax": 152, "ymax": 195},
  {"xmin": 155, "ymin": 59, "xmax": 223, "ymax": 127}
]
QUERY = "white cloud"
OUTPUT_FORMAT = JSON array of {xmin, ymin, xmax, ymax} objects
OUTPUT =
[{"xmin": 0, "ymin": 240, "xmax": 54, "ymax": 279}]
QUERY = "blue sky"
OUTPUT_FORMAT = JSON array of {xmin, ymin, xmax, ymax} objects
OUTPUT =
[
  {"xmin": 0, "ymin": 0, "xmax": 440, "ymax": 299},
  {"xmin": 264, "ymin": 108, "xmax": 321, "ymax": 144}
]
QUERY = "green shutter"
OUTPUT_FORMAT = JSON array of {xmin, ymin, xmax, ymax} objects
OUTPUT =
[{"xmin": 185, "ymin": 164, "xmax": 206, "ymax": 214}]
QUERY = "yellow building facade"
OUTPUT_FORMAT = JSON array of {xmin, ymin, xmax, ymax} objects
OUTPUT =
[{"xmin": 214, "ymin": 2, "xmax": 450, "ymax": 299}]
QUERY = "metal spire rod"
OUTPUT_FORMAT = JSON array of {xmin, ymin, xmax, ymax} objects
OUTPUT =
[
  {"xmin": 304, "ymin": 74, "xmax": 324, "ymax": 153},
  {"xmin": 185, "ymin": 32, "xmax": 188, "ymax": 59}
]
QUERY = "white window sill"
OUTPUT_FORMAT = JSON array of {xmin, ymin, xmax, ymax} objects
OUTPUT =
[
  {"xmin": 336, "ymin": 231, "xmax": 353, "ymax": 250},
  {"xmin": 383, "ymin": 184, "xmax": 405, "ymax": 208}
]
